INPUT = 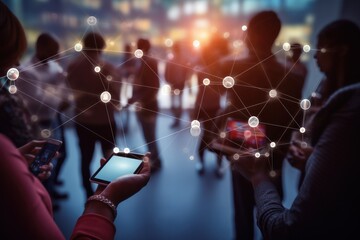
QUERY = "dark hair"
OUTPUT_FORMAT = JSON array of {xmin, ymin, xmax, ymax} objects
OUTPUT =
[
  {"xmin": 246, "ymin": 10, "xmax": 281, "ymax": 51},
  {"xmin": 318, "ymin": 19, "xmax": 360, "ymax": 88},
  {"xmin": 0, "ymin": 2, "xmax": 27, "ymax": 73},
  {"xmin": 83, "ymin": 32, "xmax": 106, "ymax": 51},
  {"xmin": 35, "ymin": 33, "xmax": 60, "ymax": 61}
]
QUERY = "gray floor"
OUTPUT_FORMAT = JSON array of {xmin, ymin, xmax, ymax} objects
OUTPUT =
[{"xmin": 53, "ymin": 109, "xmax": 300, "ymax": 240}]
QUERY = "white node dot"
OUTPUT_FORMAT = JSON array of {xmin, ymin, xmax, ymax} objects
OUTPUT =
[
  {"xmin": 219, "ymin": 132, "xmax": 226, "ymax": 138},
  {"xmin": 300, "ymin": 99, "xmax": 311, "ymax": 110},
  {"xmin": 162, "ymin": 84, "xmax": 171, "ymax": 94},
  {"xmin": 113, "ymin": 147, "xmax": 120, "ymax": 153},
  {"xmin": 193, "ymin": 40, "xmax": 200, "ymax": 49},
  {"xmin": 74, "ymin": 43, "xmax": 83, "ymax": 52},
  {"xmin": 233, "ymin": 153, "xmax": 240, "ymax": 160},
  {"xmin": 191, "ymin": 120, "xmax": 200, "ymax": 128},
  {"xmin": 190, "ymin": 125, "xmax": 201, "ymax": 137},
  {"xmin": 264, "ymin": 152, "xmax": 270, "ymax": 157},
  {"xmin": 164, "ymin": 38, "xmax": 173, "ymax": 47},
  {"xmin": 8, "ymin": 85, "xmax": 17, "ymax": 94},
  {"xmin": 31, "ymin": 115, "xmax": 38, "ymax": 122},
  {"xmin": 203, "ymin": 78, "xmax": 210, "ymax": 86},
  {"xmin": 87, "ymin": 16, "xmax": 97, "ymax": 26},
  {"xmin": 300, "ymin": 141, "xmax": 308, "ymax": 148},
  {"xmin": 106, "ymin": 75, "xmax": 113, "ymax": 81},
  {"xmin": 269, "ymin": 89, "xmax": 277, "ymax": 98},
  {"xmin": 134, "ymin": 49, "xmax": 143, "ymax": 58},
  {"xmin": 7, "ymin": 68, "xmax": 19, "ymax": 81},
  {"xmin": 241, "ymin": 25, "xmax": 247, "ymax": 31},
  {"xmin": 248, "ymin": 116, "xmax": 259, "ymax": 128},
  {"xmin": 123, "ymin": 148, "xmax": 130, "ymax": 154},
  {"xmin": 223, "ymin": 76, "xmax": 235, "ymax": 88},
  {"xmin": 41, "ymin": 129, "xmax": 51, "ymax": 138},
  {"xmin": 189, "ymin": 155, "xmax": 194, "ymax": 161},
  {"xmin": 269, "ymin": 170, "xmax": 277, "ymax": 177},
  {"xmin": 94, "ymin": 66, "xmax": 101, "ymax": 73},
  {"xmin": 270, "ymin": 142, "xmax": 276, "ymax": 148},
  {"xmin": 303, "ymin": 44, "xmax": 311, "ymax": 53},
  {"xmin": 100, "ymin": 91, "xmax": 111, "ymax": 103},
  {"xmin": 299, "ymin": 127, "xmax": 306, "ymax": 133},
  {"xmin": 174, "ymin": 89, "xmax": 181, "ymax": 95},
  {"xmin": 255, "ymin": 152, "xmax": 261, "ymax": 158},
  {"xmin": 283, "ymin": 42, "xmax": 291, "ymax": 51},
  {"xmin": 320, "ymin": 48, "xmax": 327, "ymax": 53}
]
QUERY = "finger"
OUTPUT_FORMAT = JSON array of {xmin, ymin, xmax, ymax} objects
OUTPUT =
[
  {"xmin": 100, "ymin": 157, "xmax": 106, "ymax": 166},
  {"xmin": 40, "ymin": 162, "xmax": 54, "ymax": 171}
]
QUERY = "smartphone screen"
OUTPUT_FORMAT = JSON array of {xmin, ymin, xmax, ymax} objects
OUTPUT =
[
  {"xmin": 90, "ymin": 153, "xmax": 144, "ymax": 185},
  {"xmin": 30, "ymin": 139, "xmax": 62, "ymax": 175}
]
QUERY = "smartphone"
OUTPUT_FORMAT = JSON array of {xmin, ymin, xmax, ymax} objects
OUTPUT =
[
  {"xmin": 90, "ymin": 152, "xmax": 144, "ymax": 185},
  {"xmin": 30, "ymin": 138, "xmax": 62, "ymax": 175}
]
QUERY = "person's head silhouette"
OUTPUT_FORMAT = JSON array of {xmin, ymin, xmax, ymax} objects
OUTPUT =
[
  {"xmin": 245, "ymin": 10, "xmax": 281, "ymax": 55},
  {"xmin": 137, "ymin": 38, "xmax": 151, "ymax": 54},
  {"xmin": 35, "ymin": 33, "xmax": 60, "ymax": 63},
  {"xmin": 83, "ymin": 32, "xmax": 106, "ymax": 53}
]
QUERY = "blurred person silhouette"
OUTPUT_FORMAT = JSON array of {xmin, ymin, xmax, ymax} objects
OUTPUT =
[
  {"xmin": 288, "ymin": 42, "xmax": 308, "ymax": 93},
  {"xmin": 193, "ymin": 35, "xmax": 229, "ymax": 177},
  {"xmin": 229, "ymin": 19, "xmax": 360, "ymax": 240},
  {"xmin": 17, "ymin": 32, "xmax": 71, "ymax": 200},
  {"xmin": 0, "ymin": 2, "xmax": 35, "ymax": 149},
  {"xmin": 117, "ymin": 43, "xmax": 137, "ymax": 134},
  {"xmin": 0, "ymin": 133, "xmax": 151, "ymax": 239},
  {"xmin": 128, "ymin": 38, "xmax": 162, "ymax": 172},
  {"xmin": 67, "ymin": 32, "xmax": 121, "ymax": 198},
  {"xmin": 164, "ymin": 41, "xmax": 189, "ymax": 128},
  {"xmin": 219, "ymin": 11, "xmax": 303, "ymax": 240}
]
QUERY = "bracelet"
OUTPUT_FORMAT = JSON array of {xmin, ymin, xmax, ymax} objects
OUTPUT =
[{"xmin": 87, "ymin": 195, "xmax": 117, "ymax": 218}]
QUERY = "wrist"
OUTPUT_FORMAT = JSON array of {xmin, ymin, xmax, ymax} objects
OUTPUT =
[{"xmin": 85, "ymin": 195, "xmax": 117, "ymax": 221}]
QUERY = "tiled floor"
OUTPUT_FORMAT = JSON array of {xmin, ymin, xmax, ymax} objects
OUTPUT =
[{"xmin": 53, "ymin": 108, "xmax": 300, "ymax": 240}]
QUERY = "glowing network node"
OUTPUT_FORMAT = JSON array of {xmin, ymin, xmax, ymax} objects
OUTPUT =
[
  {"xmin": 191, "ymin": 120, "xmax": 200, "ymax": 127},
  {"xmin": 8, "ymin": 85, "xmax": 17, "ymax": 94},
  {"xmin": 299, "ymin": 127, "xmax": 306, "ymax": 133},
  {"xmin": 106, "ymin": 75, "xmax": 113, "ymax": 81},
  {"xmin": 100, "ymin": 91, "xmax": 111, "ymax": 103},
  {"xmin": 190, "ymin": 125, "xmax": 201, "ymax": 137},
  {"xmin": 248, "ymin": 116, "xmax": 259, "ymax": 128},
  {"xmin": 264, "ymin": 152, "xmax": 270, "ymax": 157},
  {"xmin": 124, "ymin": 148, "xmax": 130, "ymax": 154},
  {"xmin": 41, "ymin": 129, "xmax": 51, "ymax": 138},
  {"xmin": 192, "ymin": 40, "xmax": 200, "ymax": 49},
  {"xmin": 269, "ymin": 89, "xmax": 277, "ymax": 98},
  {"xmin": 282, "ymin": 42, "xmax": 291, "ymax": 51},
  {"xmin": 94, "ymin": 66, "xmax": 101, "ymax": 73},
  {"xmin": 270, "ymin": 142, "xmax": 276, "ymax": 148},
  {"xmin": 255, "ymin": 152, "xmax": 261, "ymax": 158},
  {"xmin": 269, "ymin": 170, "xmax": 277, "ymax": 177},
  {"xmin": 241, "ymin": 25, "xmax": 247, "ymax": 31},
  {"xmin": 164, "ymin": 38, "xmax": 173, "ymax": 47},
  {"xmin": 74, "ymin": 43, "xmax": 83, "ymax": 52},
  {"xmin": 300, "ymin": 99, "xmax": 311, "ymax": 110},
  {"xmin": 320, "ymin": 48, "xmax": 327, "ymax": 53},
  {"xmin": 31, "ymin": 115, "xmax": 38, "ymax": 122},
  {"xmin": 134, "ymin": 49, "xmax": 143, "ymax": 58},
  {"xmin": 203, "ymin": 78, "xmax": 210, "ymax": 86},
  {"xmin": 162, "ymin": 84, "xmax": 171, "ymax": 94},
  {"xmin": 303, "ymin": 44, "xmax": 311, "ymax": 53},
  {"xmin": 233, "ymin": 153, "xmax": 240, "ymax": 160},
  {"xmin": 223, "ymin": 76, "xmax": 235, "ymax": 88},
  {"xmin": 244, "ymin": 130, "xmax": 252, "ymax": 139},
  {"xmin": 223, "ymin": 32, "xmax": 230, "ymax": 38},
  {"xmin": 174, "ymin": 89, "xmax": 181, "ymax": 95},
  {"xmin": 113, "ymin": 147, "xmax": 120, "ymax": 153},
  {"xmin": 300, "ymin": 141, "xmax": 308, "ymax": 148},
  {"xmin": 87, "ymin": 16, "xmax": 97, "ymax": 26},
  {"xmin": 189, "ymin": 155, "xmax": 194, "ymax": 161},
  {"xmin": 7, "ymin": 68, "xmax": 19, "ymax": 81},
  {"xmin": 219, "ymin": 132, "xmax": 226, "ymax": 138}
]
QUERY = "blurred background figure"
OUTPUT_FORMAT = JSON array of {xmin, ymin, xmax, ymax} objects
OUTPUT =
[
  {"xmin": 67, "ymin": 32, "xmax": 120, "ymax": 198},
  {"xmin": 193, "ymin": 34, "xmax": 230, "ymax": 177},
  {"xmin": 289, "ymin": 42, "xmax": 308, "ymax": 93},
  {"xmin": 164, "ymin": 41, "xmax": 189, "ymax": 128},
  {"xmin": 128, "ymin": 38, "xmax": 162, "ymax": 172}
]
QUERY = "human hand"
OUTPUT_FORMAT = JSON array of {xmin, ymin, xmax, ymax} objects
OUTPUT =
[
  {"xmin": 18, "ymin": 139, "xmax": 58, "ymax": 180},
  {"xmin": 94, "ymin": 153, "xmax": 151, "ymax": 207},
  {"xmin": 287, "ymin": 140, "xmax": 313, "ymax": 171}
]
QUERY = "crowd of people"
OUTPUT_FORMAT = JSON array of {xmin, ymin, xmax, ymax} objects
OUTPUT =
[{"xmin": 1, "ymin": 1, "xmax": 360, "ymax": 239}]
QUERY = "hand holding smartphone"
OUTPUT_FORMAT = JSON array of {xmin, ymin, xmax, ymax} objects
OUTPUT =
[
  {"xmin": 90, "ymin": 152, "xmax": 144, "ymax": 186},
  {"xmin": 30, "ymin": 138, "xmax": 62, "ymax": 175}
]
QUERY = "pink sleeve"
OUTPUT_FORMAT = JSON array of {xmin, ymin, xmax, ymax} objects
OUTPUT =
[
  {"xmin": 0, "ymin": 134, "xmax": 65, "ymax": 239},
  {"xmin": 70, "ymin": 213, "xmax": 116, "ymax": 240}
]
